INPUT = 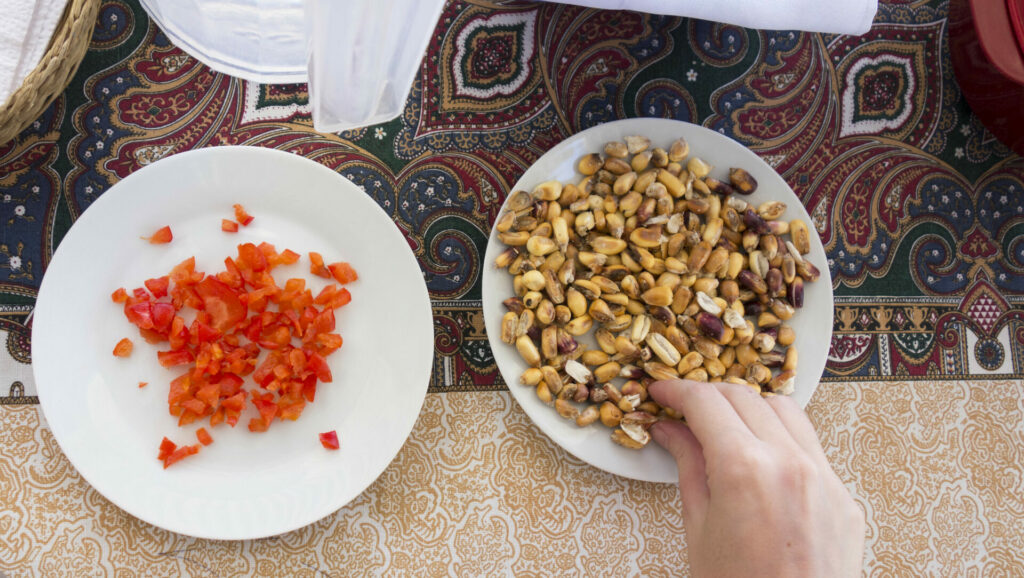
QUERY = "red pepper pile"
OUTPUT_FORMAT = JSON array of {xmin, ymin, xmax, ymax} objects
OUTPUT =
[{"xmin": 113, "ymin": 216, "xmax": 355, "ymax": 468}]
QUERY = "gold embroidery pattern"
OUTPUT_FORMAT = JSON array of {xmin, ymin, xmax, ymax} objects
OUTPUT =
[{"xmin": 1, "ymin": 382, "xmax": 1021, "ymax": 574}]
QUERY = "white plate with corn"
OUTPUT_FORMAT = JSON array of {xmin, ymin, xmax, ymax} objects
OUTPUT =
[{"xmin": 482, "ymin": 118, "xmax": 834, "ymax": 483}]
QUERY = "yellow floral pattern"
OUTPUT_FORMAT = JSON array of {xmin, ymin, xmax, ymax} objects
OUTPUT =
[{"xmin": 1, "ymin": 381, "xmax": 1021, "ymax": 575}]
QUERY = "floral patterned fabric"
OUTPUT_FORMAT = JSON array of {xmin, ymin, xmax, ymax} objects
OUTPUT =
[{"xmin": 0, "ymin": 0, "xmax": 1021, "ymax": 574}]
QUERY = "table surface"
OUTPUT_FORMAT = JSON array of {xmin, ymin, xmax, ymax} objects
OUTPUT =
[{"xmin": 2, "ymin": 0, "xmax": 1023, "ymax": 574}]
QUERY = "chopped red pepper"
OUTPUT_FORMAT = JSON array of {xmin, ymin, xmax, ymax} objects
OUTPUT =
[
  {"xmin": 144, "ymin": 226, "xmax": 173, "ymax": 244},
  {"xmin": 113, "ymin": 338, "xmax": 134, "ymax": 357},
  {"xmin": 319, "ymin": 430, "xmax": 340, "ymax": 450},
  {"xmin": 221, "ymin": 219, "xmax": 239, "ymax": 233},
  {"xmin": 196, "ymin": 428, "xmax": 213, "ymax": 446},
  {"xmin": 119, "ymin": 236, "xmax": 357, "ymax": 468},
  {"xmin": 233, "ymin": 204, "xmax": 254, "ymax": 226}
]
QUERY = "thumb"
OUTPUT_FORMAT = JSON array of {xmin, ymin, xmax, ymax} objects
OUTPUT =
[{"xmin": 652, "ymin": 420, "xmax": 710, "ymax": 523}]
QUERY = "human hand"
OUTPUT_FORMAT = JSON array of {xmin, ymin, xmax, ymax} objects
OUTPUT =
[{"xmin": 648, "ymin": 380, "xmax": 865, "ymax": 578}]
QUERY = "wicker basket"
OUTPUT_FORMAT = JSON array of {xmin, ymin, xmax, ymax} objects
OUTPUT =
[{"xmin": 0, "ymin": 0, "xmax": 101, "ymax": 146}]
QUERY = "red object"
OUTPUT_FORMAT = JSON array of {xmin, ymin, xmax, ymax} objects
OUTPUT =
[
  {"xmin": 113, "ymin": 338, "xmax": 134, "ymax": 357},
  {"xmin": 950, "ymin": 0, "xmax": 1024, "ymax": 154},
  {"xmin": 222, "ymin": 219, "xmax": 239, "ymax": 233},
  {"xmin": 233, "ymin": 204, "xmax": 255, "ymax": 226},
  {"xmin": 319, "ymin": 430, "xmax": 340, "ymax": 450},
  {"xmin": 144, "ymin": 226, "xmax": 173, "ymax": 244},
  {"xmin": 327, "ymin": 262, "xmax": 358, "ymax": 285},
  {"xmin": 196, "ymin": 428, "xmax": 214, "ymax": 446}
]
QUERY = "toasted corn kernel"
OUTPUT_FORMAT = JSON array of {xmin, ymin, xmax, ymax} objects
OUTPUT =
[
  {"xmin": 687, "ymin": 157, "xmax": 711, "ymax": 179},
  {"xmin": 704, "ymin": 246, "xmax": 729, "ymax": 274},
  {"xmin": 566, "ymin": 288, "xmax": 587, "ymax": 318},
  {"xmin": 606, "ymin": 314, "xmax": 632, "ymax": 332},
  {"xmin": 783, "ymin": 346, "xmax": 798, "ymax": 372},
  {"xmin": 522, "ymin": 270, "xmax": 546, "ymax": 292},
  {"xmin": 641, "ymin": 285, "xmax": 673, "ymax": 307},
  {"xmin": 696, "ymin": 291, "xmax": 722, "ymax": 315},
  {"xmin": 520, "ymin": 368, "xmax": 543, "ymax": 386},
  {"xmin": 536, "ymin": 381, "xmax": 553, "ymax": 404},
  {"xmin": 768, "ymin": 370, "xmax": 796, "ymax": 395},
  {"xmin": 516, "ymin": 335, "xmax": 541, "ymax": 367},
  {"xmin": 565, "ymin": 315, "xmax": 594, "ymax": 336},
  {"xmin": 588, "ymin": 299, "xmax": 615, "ymax": 324},
  {"xmin": 728, "ymin": 167, "xmax": 758, "ymax": 194},
  {"xmin": 595, "ymin": 328, "xmax": 618, "ymax": 354},
  {"xmin": 604, "ymin": 157, "xmax": 632, "ymax": 175},
  {"xmin": 745, "ymin": 363, "xmax": 772, "ymax": 385},
  {"xmin": 611, "ymin": 428, "xmax": 646, "ymax": 449},
  {"xmin": 498, "ymin": 231, "xmax": 530, "ymax": 246},
  {"xmin": 684, "ymin": 367, "xmax": 709, "ymax": 382},
  {"xmin": 592, "ymin": 236, "xmax": 627, "ymax": 255},
  {"xmin": 576, "ymin": 405, "xmax": 600, "ymax": 427},
  {"xmin": 536, "ymin": 299, "xmax": 556, "ymax": 326},
  {"xmin": 578, "ymin": 153, "xmax": 603, "ymax": 175},
  {"xmin": 657, "ymin": 170, "xmax": 684, "ymax": 197},
  {"xmin": 757, "ymin": 201, "xmax": 786, "ymax": 221},
  {"xmin": 777, "ymin": 325, "xmax": 795, "ymax": 347},
  {"xmin": 540, "ymin": 365, "xmax": 563, "ymax": 395},
  {"xmin": 790, "ymin": 218, "xmax": 811, "ymax": 254},
  {"xmin": 604, "ymin": 141, "xmax": 628, "ymax": 158},
  {"xmin": 647, "ymin": 332, "xmax": 682, "ymax": 366},
  {"xmin": 582, "ymin": 349, "xmax": 610, "ymax": 366},
  {"xmin": 594, "ymin": 361, "xmax": 622, "ymax": 383},
  {"xmin": 629, "ymin": 225, "xmax": 663, "ymax": 249},
  {"xmin": 599, "ymin": 402, "xmax": 623, "ymax": 427},
  {"xmin": 555, "ymin": 398, "xmax": 580, "ymax": 420},
  {"xmin": 752, "ymin": 332, "xmax": 776, "ymax": 353},
  {"xmin": 541, "ymin": 326, "xmax": 559, "ymax": 360},
  {"xmin": 501, "ymin": 312, "xmax": 517, "ymax": 344}
]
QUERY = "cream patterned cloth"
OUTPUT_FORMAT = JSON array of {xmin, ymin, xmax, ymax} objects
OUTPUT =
[{"xmin": 1, "ymin": 381, "xmax": 1021, "ymax": 574}]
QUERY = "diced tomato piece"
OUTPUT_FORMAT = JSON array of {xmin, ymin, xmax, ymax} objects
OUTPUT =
[
  {"xmin": 144, "ymin": 276, "xmax": 170, "ymax": 299},
  {"xmin": 169, "ymin": 316, "xmax": 188, "ymax": 349},
  {"xmin": 279, "ymin": 401, "xmax": 305, "ymax": 421},
  {"xmin": 218, "ymin": 373, "xmax": 245, "ymax": 396},
  {"xmin": 210, "ymin": 406, "xmax": 226, "ymax": 427},
  {"xmin": 196, "ymin": 428, "xmax": 213, "ymax": 446},
  {"xmin": 151, "ymin": 302, "xmax": 175, "ymax": 332},
  {"xmin": 221, "ymin": 391, "xmax": 247, "ymax": 412},
  {"xmin": 139, "ymin": 381, "xmax": 148, "ymax": 388},
  {"xmin": 237, "ymin": 243, "xmax": 267, "ymax": 272},
  {"xmin": 221, "ymin": 219, "xmax": 239, "ymax": 233},
  {"xmin": 218, "ymin": 257, "xmax": 243, "ymax": 289},
  {"xmin": 233, "ymin": 203, "xmax": 254, "ymax": 226},
  {"xmin": 301, "ymin": 375, "xmax": 317, "ymax": 402},
  {"xmin": 306, "ymin": 352, "xmax": 332, "ymax": 383},
  {"xmin": 163, "ymin": 444, "xmax": 200, "ymax": 468},
  {"xmin": 158, "ymin": 437, "xmax": 177, "ymax": 461},
  {"xmin": 195, "ymin": 383, "xmax": 220, "ymax": 407},
  {"xmin": 158, "ymin": 349, "xmax": 194, "ymax": 368},
  {"xmin": 113, "ymin": 338, "xmax": 134, "ymax": 357},
  {"xmin": 191, "ymin": 320, "xmax": 220, "ymax": 344},
  {"xmin": 138, "ymin": 328, "xmax": 167, "ymax": 344},
  {"xmin": 144, "ymin": 225, "xmax": 173, "ymax": 244},
  {"xmin": 279, "ymin": 249, "xmax": 300, "ymax": 265},
  {"xmin": 331, "ymin": 288, "xmax": 352, "ymax": 309},
  {"xmin": 195, "ymin": 277, "xmax": 246, "ymax": 333},
  {"xmin": 309, "ymin": 252, "xmax": 330, "ymax": 278},
  {"xmin": 124, "ymin": 302, "xmax": 154, "ymax": 330},
  {"xmin": 327, "ymin": 262, "xmax": 358, "ymax": 284},
  {"xmin": 316, "ymin": 333, "xmax": 344, "ymax": 355},
  {"xmin": 181, "ymin": 398, "xmax": 207, "ymax": 416},
  {"xmin": 170, "ymin": 257, "xmax": 199, "ymax": 285},
  {"xmin": 111, "ymin": 288, "xmax": 128, "ymax": 303},
  {"xmin": 319, "ymin": 430, "xmax": 340, "ymax": 450}
]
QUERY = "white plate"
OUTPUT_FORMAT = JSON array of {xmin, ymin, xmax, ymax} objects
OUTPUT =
[
  {"xmin": 33, "ymin": 146, "xmax": 434, "ymax": 539},
  {"xmin": 481, "ymin": 118, "xmax": 834, "ymax": 484}
]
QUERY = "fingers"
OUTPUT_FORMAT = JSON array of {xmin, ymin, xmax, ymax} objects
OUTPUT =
[
  {"xmin": 713, "ymin": 382, "xmax": 792, "ymax": 445},
  {"xmin": 651, "ymin": 420, "xmax": 709, "ymax": 522},
  {"xmin": 764, "ymin": 394, "xmax": 830, "ymax": 465},
  {"xmin": 648, "ymin": 380, "xmax": 757, "ymax": 457}
]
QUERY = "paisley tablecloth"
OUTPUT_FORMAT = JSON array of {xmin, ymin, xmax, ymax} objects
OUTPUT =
[{"xmin": 1, "ymin": 0, "xmax": 1022, "ymax": 574}]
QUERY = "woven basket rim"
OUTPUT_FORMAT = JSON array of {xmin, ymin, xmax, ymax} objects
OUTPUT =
[{"xmin": 0, "ymin": 0, "xmax": 101, "ymax": 146}]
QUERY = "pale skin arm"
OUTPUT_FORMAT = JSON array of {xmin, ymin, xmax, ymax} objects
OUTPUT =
[{"xmin": 648, "ymin": 379, "xmax": 866, "ymax": 578}]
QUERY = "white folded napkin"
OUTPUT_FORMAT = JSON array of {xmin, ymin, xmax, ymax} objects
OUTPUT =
[
  {"xmin": 0, "ymin": 0, "xmax": 69, "ymax": 108},
  {"xmin": 139, "ymin": 0, "xmax": 879, "ymax": 133},
  {"xmin": 558, "ymin": 0, "xmax": 877, "ymax": 35}
]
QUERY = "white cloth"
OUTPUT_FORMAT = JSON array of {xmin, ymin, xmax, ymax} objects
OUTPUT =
[
  {"xmin": 561, "ymin": 0, "xmax": 877, "ymax": 35},
  {"xmin": 137, "ymin": 0, "xmax": 878, "ymax": 132},
  {"xmin": 0, "ymin": 0, "xmax": 69, "ymax": 108}
]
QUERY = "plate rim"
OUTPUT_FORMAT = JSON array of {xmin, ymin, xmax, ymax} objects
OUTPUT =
[
  {"xmin": 481, "ymin": 118, "xmax": 834, "ymax": 483},
  {"xmin": 31, "ymin": 145, "xmax": 434, "ymax": 539}
]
